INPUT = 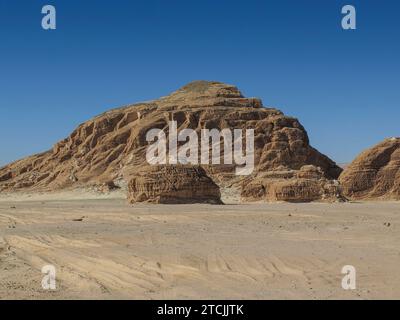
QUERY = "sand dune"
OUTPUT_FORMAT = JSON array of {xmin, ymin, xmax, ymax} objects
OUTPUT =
[{"xmin": 1, "ymin": 194, "xmax": 400, "ymax": 299}]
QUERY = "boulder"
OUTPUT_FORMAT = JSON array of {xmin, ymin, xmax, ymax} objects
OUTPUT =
[{"xmin": 128, "ymin": 165, "xmax": 222, "ymax": 204}]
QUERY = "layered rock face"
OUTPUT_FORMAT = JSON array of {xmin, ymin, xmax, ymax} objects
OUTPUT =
[
  {"xmin": 339, "ymin": 138, "xmax": 400, "ymax": 200},
  {"xmin": 0, "ymin": 81, "xmax": 342, "ymax": 203},
  {"xmin": 128, "ymin": 165, "xmax": 222, "ymax": 204},
  {"xmin": 242, "ymin": 165, "xmax": 344, "ymax": 202}
]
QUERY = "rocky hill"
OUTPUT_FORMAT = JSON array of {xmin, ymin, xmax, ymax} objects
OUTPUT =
[
  {"xmin": 0, "ymin": 81, "xmax": 343, "ymax": 203},
  {"xmin": 339, "ymin": 138, "xmax": 400, "ymax": 200}
]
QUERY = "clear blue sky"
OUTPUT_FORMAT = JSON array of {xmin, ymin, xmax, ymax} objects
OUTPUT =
[{"xmin": 0, "ymin": 0, "xmax": 399, "ymax": 166}]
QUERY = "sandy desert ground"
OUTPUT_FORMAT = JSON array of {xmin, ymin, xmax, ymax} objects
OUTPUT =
[{"xmin": 0, "ymin": 191, "xmax": 399, "ymax": 300}]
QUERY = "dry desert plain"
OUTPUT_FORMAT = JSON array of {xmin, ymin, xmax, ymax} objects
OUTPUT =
[{"xmin": 0, "ymin": 191, "xmax": 400, "ymax": 300}]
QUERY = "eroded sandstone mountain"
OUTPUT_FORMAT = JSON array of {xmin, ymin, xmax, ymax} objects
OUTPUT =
[
  {"xmin": 339, "ymin": 138, "xmax": 400, "ymax": 200},
  {"xmin": 0, "ymin": 81, "xmax": 342, "ymax": 203}
]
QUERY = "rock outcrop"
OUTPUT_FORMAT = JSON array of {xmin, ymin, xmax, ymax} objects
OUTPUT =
[
  {"xmin": 241, "ymin": 165, "xmax": 344, "ymax": 202},
  {"xmin": 128, "ymin": 165, "xmax": 222, "ymax": 204},
  {"xmin": 339, "ymin": 138, "xmax": 400, "ymax": 200},
  {"xmin": 0, "ymin": 80, "xmax": 342, "ymax": 203}
]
